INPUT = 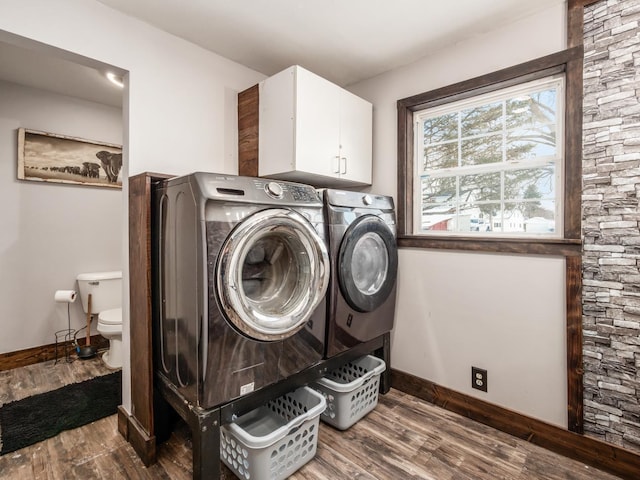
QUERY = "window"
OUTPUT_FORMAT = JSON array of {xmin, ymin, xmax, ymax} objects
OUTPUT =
[
  {"xmin": 414, "ymin": 75, "xmax": 564, "ymax": 238},
  {"xmin": 397, "ymin": 49, "xmax": 583, "ymax": 254}
]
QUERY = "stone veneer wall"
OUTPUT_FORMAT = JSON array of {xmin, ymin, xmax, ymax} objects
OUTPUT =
[{"xmin": 582, "ymin": 0, "xmax": 640, "ymax": 452}]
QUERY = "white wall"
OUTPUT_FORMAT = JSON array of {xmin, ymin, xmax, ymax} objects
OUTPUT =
[
  {"xmin": 0, "ymin": 0, "xmax": 265, "ymax": 413},
  {"xmin": 0, "ymin": 80, "xmax": 122, "ymax": 353},
  {"xmin": 350, "ymin": 3, "xmax": 569, "ymax": 427}
]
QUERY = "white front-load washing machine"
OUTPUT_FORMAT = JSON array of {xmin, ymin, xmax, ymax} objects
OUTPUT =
[
  {"xmin": 322, "ymin": 189, "xmax": 398, "ymax": 358},
  {"xmin": 154, "ymin": 172, "xmax": 329, "ymax": 409}
]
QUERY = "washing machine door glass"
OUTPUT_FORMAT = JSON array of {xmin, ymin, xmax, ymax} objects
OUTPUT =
[
  {"xmin": 216, "ymin": 208, "xmax": 330, "ymax": 341},
  {"xmin": 338, "ymin": 215, "xmax": 398, "ymax": 313}
]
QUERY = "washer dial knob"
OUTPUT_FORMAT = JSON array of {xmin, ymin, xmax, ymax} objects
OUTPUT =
[
  {"xmin": 362, "ymin": 194, "xmax": 373, "ymax": 206},
  {"xmin": 266, "ymin": 181, "xmax": 283, "ymax": 197}
]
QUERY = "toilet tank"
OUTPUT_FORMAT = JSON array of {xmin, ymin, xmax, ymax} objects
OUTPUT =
[{"xmin": 76, "ymin": 271, "xmax": 122, "ymax": 314}]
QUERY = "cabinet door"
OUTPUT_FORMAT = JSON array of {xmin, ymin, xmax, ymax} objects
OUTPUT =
[
  {"xmin": 295, "ymin": 67, "xmax": 341, "ymax": 179},
  {"xmin": 259, "ymin": 67, "xmax": 296, "ymax": 177},
  {"xmin": 339, "ymin": 90, "xmax": 372, "ymax": 185}
]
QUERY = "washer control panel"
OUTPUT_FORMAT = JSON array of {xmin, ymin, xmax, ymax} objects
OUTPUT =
[
  {"xmin": 288, "ymin": 184, "xmax": 319, "ymax": 202},
  {"xmin": 248, "ymin": 178, "xmax": 320, "ymax": 204}
]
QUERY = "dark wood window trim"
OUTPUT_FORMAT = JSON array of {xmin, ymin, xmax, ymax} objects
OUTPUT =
[
  {"xmin": 397, "ymin": 46, "xmax": 583, "ymax": 257},
  {"xmin": 397, "ymin": 40, "xmax": 586, "ymax": 433}
]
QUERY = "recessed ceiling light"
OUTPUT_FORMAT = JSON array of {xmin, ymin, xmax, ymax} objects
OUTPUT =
[{"xmin": 106, "ymin": 71, "xmax": 124, "ymax": 88}]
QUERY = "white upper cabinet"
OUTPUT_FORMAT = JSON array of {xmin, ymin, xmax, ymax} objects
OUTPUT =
[{"xmin": 258, "ymin": 65, "xmax": 372, "ymax": 187}]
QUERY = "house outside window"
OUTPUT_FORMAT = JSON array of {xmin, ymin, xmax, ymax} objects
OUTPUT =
[{"xmin": 413, "ymin": 75, "xmax": 564, "ymax": 238}]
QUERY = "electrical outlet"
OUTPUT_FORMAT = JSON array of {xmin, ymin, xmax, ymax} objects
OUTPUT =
[{"xmin": 472, "ymin": 367, "xmax": 487, "ymax": 392}]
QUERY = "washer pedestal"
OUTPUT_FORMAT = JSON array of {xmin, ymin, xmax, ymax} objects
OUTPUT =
[{"xmin": 154, "ymin": 333, "xmax": 390, "ymax": 480}]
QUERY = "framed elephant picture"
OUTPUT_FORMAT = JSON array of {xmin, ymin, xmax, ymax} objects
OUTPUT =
[{"xmin": 17, "ymin": 128, "xmax": 122, "ymax": 189}]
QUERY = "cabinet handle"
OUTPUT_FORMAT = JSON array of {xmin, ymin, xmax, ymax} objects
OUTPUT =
[
  {"xmin": 340, "ymin": 157, "xmax": 347, "ymax": 175},
  {"xmin": 333, "ymin": 156, "xmax": 341, "ymax": 174}
]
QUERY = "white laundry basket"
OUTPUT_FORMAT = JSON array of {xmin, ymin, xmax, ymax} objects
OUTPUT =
[
  {"xmin": 220, "ymin": 386, "xmax": 326, "ymax": 480},
  {"xmin": 312, "ymin": 354, "xmax": 386, "ymax": 430}
]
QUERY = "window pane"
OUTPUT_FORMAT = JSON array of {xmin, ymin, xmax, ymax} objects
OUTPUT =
[
  {"xmin": 421, "ymin": 176, "xmax": 456, "ymax": 232},
  {"xmin": 506, "ymin": 88, "xmax": 557, "ymax": 161},
  {"xmin": 491, "ymin": 218, "xmax": 504, "ymax": 233},
  {"xmin": 421, "ymin": 176, "xmax": 456, "ymax": 204},
  {"xmin": 461, "ymin": 134, "xmax": 502, "ymax": 166},
  {"xmin": 424, "ymin": 142, "xmax": 458, "ymax": 170},
  {"xmin": 506, "ymin": 88, "xmax": 557, "ymax": 129},
  {"xmin": 494, "ymin": 207, "xmax": 525, "ymax": 233},
  {"xmin": 423, "ymin": 112, "xmax": 458, "ymax": 144},
  {"xmin": 504, "ymin": 167, "xmax": 555, "ymax": 200},
  {"xmin": 447, "ymin": 212, "xmax": 487, "ymax": 233},
  {"xmin": 461, "ymin": 101, "xmax": 502, "ymax": 137},
  {"xmin": 507, "ymin": 128, "xmax": 556, "ymax": 161},
  {"xmin": 459, "ymin": 172, "xmax": 501, "ymax": 203},
  {"xmin": 460, "ymin": 203, "xmax": 497, "ymax": 232},
  {"xmin": 504, "ymin": 201, "xmax": 556, "ymax": 234},
  {"xmin": 421, "ymin": 208, "xmax": 457, "ymax": 231}
]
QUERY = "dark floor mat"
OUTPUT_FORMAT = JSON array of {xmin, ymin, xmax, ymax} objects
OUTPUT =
[{"xmin": 0, "ymin": 370, "xmax": 121, "ymax": 455}]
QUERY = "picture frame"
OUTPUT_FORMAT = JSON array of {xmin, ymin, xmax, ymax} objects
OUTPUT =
[{"xmin": 17, "ymin": 128, "xmax": 123, "ymax": 189}]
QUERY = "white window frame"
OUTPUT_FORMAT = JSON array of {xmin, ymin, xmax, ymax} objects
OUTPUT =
[{"xmin": 412, "ymin": 74, "xmax": 565, "ymax": 238}]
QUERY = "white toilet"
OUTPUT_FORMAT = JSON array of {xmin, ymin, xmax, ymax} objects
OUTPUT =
[{"xmin": 76, "ymin": 271, "xmax": 123, "ymax": 369}]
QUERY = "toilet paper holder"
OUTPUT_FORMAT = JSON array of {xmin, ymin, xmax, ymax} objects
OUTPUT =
[{"xmin": 54, "ymin": 290, "xmax": 76, "ymax": 364}]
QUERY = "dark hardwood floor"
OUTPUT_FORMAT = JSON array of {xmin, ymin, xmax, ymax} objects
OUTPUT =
[
  {"xmin": 0, "ymin": 369, "xmax": 621, "ymax": 480},
  {"xmin": 0, "ymin": 355, "xmax": 113, "ymax": 405}
]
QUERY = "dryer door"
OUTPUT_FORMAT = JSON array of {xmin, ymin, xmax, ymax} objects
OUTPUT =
[
  {"xmin": 338, "ymin": 215, "xmax": 398, "ymax": 313},
  {"xmin": 216, "ymin": 208, "xmax": 330, "ymax": 341}
]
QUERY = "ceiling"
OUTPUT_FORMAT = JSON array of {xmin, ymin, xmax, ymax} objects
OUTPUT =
[
  {"xmin": 0, "ymin": 0, "xmax": 564, "ymax": 106},
  {"xmin": 0, "ymin": 40, "xmax": 123, "ymax": 107},
  {"xmin": 96, "ymin": 0, "xmax": 564, "ymax": 86}
]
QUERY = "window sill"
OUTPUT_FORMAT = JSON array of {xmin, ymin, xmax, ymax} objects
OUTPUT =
[{"xmin": 397, "ymin": 234, "xmax": 582, "ymax": 256}]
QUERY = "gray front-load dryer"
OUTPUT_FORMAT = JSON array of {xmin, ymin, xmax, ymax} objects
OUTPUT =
[
  {"xmin": 322, "ymin": 189, "xmax": 398, "ymax": 358},
  {"xmin": 154, "ymin": 173, "xmax": 329, "ymax": 409}
]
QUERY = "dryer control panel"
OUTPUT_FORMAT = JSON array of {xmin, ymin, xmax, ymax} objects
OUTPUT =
[{"xmin": 325, "ymin": 188, "xmax": 395, "ymax": 211}]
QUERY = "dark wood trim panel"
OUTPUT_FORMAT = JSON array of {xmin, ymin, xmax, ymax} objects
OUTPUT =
[
  {"xmin": 398, "ymin": 237, "xmax": 582, "ymax": 256},
  {"xmin": 397, "ymin": 46, "xmax": 583, "ymax": 254},
  {"xmin": 565, "ymin": 0, "xmax": 598, "ymax": 438},
  {"xmin": 568, "ymin": 0, "xmax": 586, "ymax": 49},
  {"xmin": 392, "ymin": 369, "xmax": 640, "ymax": 480},
  {"xmin": 128, "ymin": 173, "xmax": 155, "ymax": 441},
  {"xmin": 238, "ymin": 84, "xmax": 259, "ymax": 177},
  {"xmin": 566, "ymin": 256, "xmax": 584, "ymax": 433},
  {"xmin": 569, "ymin": 0, "xmax": 603, "ymax": 9},
  {"xmin": 126, "ymin": 171, "xmax": 173, "ymax": 466},
  {"xmin": 117, "ymin": 405, "xmax": 156, "ymax": 467},
  {"xmin": 564, "ymin": 51, "xmax": 585, "ymax": 239},
  {"xmin": 564, "ymin": 0, "xmax": 589, "ymax": 243},
  {"xmin": 117, "ymin": 405, "xmax": 129, "ymax": 439},
  {"xmin": 396, "ymin": 101, "xmax": 413, "ymax": 236},
  {"xmin": 0, "ymin": 334, "xmax": 108, "ymax": 371}
]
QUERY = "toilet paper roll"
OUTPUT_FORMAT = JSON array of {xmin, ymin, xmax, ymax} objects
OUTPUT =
[{"xmin": 54, "ymin": 290, "xmax": 77, "ymax": 303}]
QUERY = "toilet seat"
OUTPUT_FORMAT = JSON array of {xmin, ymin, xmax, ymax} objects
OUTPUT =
[{"xmin": 98, "ymin": 307, "xmax": 122, "ymax": 325}]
